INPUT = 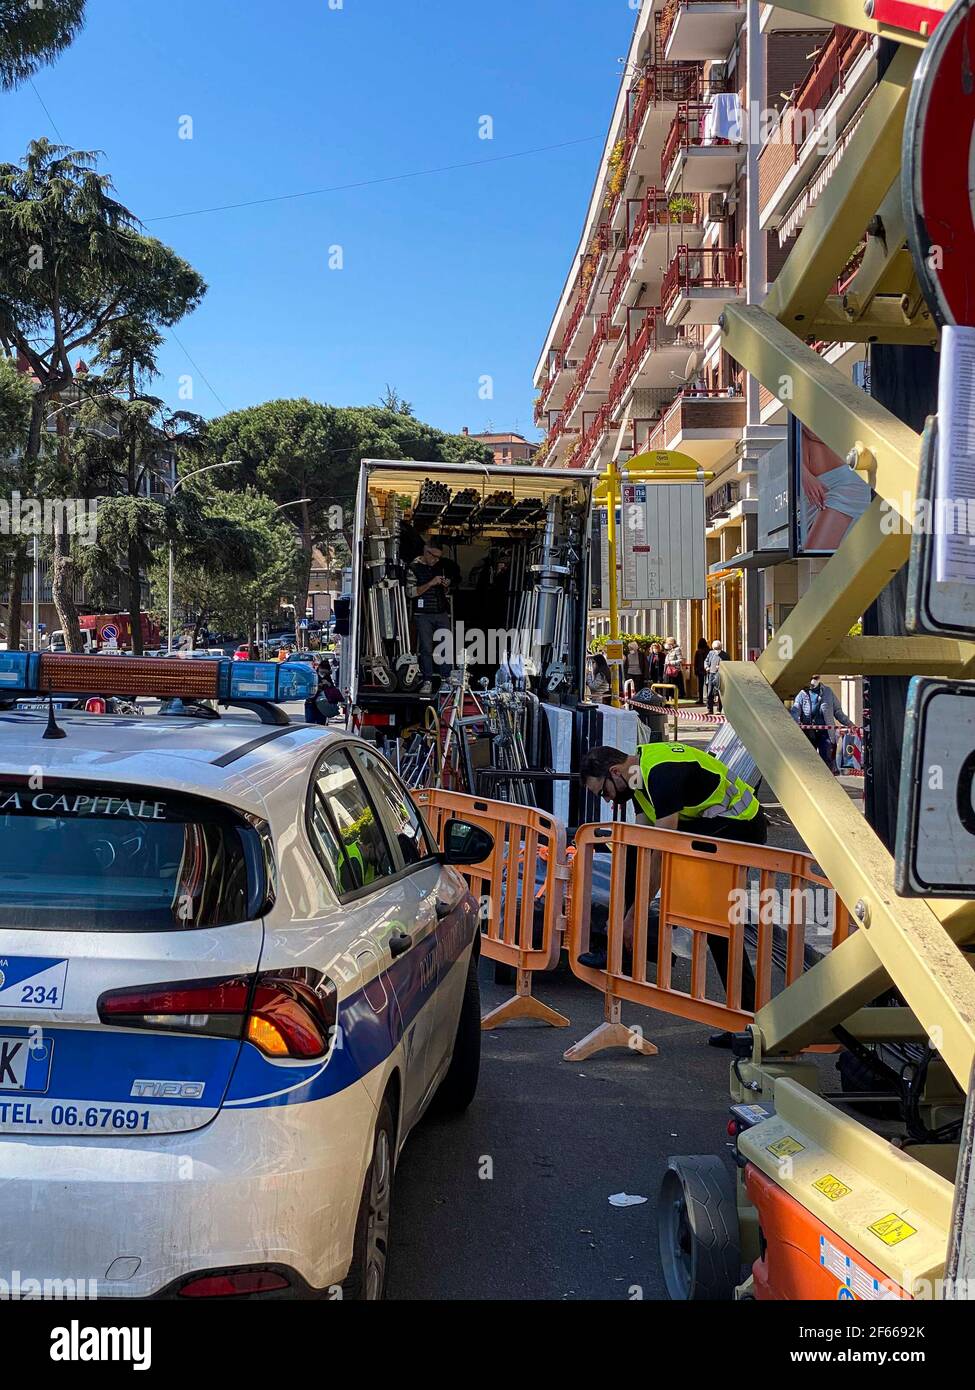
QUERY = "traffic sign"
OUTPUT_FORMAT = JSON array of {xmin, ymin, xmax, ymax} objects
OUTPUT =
[
  {"xmin": 101, "ymin": 624, "xmax": 119, "ymax": 642},
  {"xmin": 896, "ymin": 677, "xmax": 975, "ymax": 896},
  {"xmin": 904, "ymin": 0, "xmax": 975, "ymax": 327}
]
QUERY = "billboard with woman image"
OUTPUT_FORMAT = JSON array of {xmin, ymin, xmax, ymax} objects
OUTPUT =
[{"xmin": 791, "ymin": 415, "xmax": 873, "ymax": 555}]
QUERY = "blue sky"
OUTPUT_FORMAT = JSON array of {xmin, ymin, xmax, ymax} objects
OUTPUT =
[{"xmin": 4, "ymin": 0, "xmax": 635, "ymax": 438}]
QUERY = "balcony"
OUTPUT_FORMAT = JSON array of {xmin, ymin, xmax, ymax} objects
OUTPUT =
[
  {"xmin": 534, "ymin": 350, "xmax": 566, "ymax": 424},
  {"xmin": 662, "ymin": 99, "xmax": 745, "ymax": 194},
  {"xmin": 608, "ymin": 308, "xmax": 706, "ymax": 413},
  {"xmin": 661, "ymin": 244, "xmax": 743, "ymax": 326},
  {"xmin": 758, "ymin": 26, "xmax": 876, "ymax": 229},
  {"xmin": 657, "ymin": 0, "xmax": 744, "ymax": 62},
  {"xmin": 638, "ymin": 388, "xmax": 746, "ymax": 469},
  {"xmin": 608, "ymin": 190, "xmax": 704, "ymax": 325},
  {"xmin": 563, "ymin": 314, "xmax": 618, "ymax": 427},
  {"xmin": 566, "ymin": 402, "xmax": 614, "ymax": 471},
  {"xmin": 605, "ymin": 63, "xmax": 710, "ymax": 226}
]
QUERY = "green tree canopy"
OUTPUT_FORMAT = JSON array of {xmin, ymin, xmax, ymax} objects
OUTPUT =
[
  {"xmin": 0, "ymin": 0, "xmax": 86, "ymax": 91},
  {"xmin": 0, "ymin": 138, "xmax": 206, "ymax": 647},
  {"xmin": 150, "ymin": 488, "xmax": 305, "ymax": 646}
]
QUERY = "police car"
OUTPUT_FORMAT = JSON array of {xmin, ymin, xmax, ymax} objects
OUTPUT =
[{"xmin": 0, "ymin": 652, "xmax": 489, "ymax": 1300}]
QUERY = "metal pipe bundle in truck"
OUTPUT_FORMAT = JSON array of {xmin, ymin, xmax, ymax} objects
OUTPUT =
[{"xmin": 338, "ymin": 458, "xmax": 639, "ymax": 822}]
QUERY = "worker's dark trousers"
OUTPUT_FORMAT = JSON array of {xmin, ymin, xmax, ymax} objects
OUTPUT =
[
  {"xmin": 623, "ymin": 807, "xmax": 768, "ymax": 1012},
  {"xmin": 414, "ymin": 612, "xmax": 452, "ymax": 679}
]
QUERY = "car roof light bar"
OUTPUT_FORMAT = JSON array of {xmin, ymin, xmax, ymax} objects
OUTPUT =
[{"xmin": 0, "ymin": 653, "xmax": 316, "ymax": 704}]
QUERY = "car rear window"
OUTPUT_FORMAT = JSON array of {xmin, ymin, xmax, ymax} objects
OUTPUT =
[{"xmin": 0, "ymin": 780, "xmax": 267, "ymax": 931}]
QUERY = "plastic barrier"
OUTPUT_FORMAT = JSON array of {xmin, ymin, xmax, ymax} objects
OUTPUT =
[
  {"xmin": 564, "ymin": 820, "xmax": 852, "ymax": 1061},
  {"xmin": 415, "ymin": 789, "xmax": 570, "ymax": 1030}
]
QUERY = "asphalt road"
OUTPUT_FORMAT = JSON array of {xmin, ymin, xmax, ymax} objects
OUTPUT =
[{"xmin": 387, "ymin": 955, "xmax": 734, "ymax": 1301}]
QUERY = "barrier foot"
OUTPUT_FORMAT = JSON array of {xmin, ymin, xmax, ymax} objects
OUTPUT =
[
  {"xmin": 481, "ymin": 968, "xmax": 569, "ymax": 1030},
  {"xmin": 562, "ymin": 997, "xmax": 658, "ymax": 1061}
]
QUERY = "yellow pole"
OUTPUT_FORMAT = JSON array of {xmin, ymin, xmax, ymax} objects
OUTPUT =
[{"xmin": 605, "ymin": 458, "xmax": 621, "ymax": 708}]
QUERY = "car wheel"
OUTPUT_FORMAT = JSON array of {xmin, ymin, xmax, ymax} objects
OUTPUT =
[
  {"xmin": 433, "ymin": 949, "xmax": 481, "ymax": 1115},
  {"xmin": 343, "ymin": 1099, "xmax": 395, "ymax": 1301}
]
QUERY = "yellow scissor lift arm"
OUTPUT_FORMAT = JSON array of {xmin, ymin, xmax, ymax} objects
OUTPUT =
[{"xmin": 697, "ymin": 0, "xmax": 975, "ymax": 1298}]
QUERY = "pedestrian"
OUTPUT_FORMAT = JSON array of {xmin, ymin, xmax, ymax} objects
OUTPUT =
[
  {"xmin": 662, "ymin": 637, "xmax": 686, "ymax": 700},
  {"xmin": 646, "ymin": 640, "xmax": 665, "ymax": 688},
  {"xmin": 703, "ymin": 639, "xmax": 728, "ymax": 715},
  {"xmin": 623, "ymin": 639, "xmax": 648, "ymax": 692},
  {"xmin": 693, "ymin": 637, "xmax": 709, "ymax": 703},
  {"xmin": 579, "ymin": 742, "xmax": 766, "ymax": 1046},
  {"xmin": 406, "ymin": 537, "xmax": 454, "ymax": 699},
  {"xmin": 790, "ymin": 675, "xmax": 853, "ymax": 773},
  {"xmin": 587, "ymin": 652, "xmax": 612, "ymax": 703}
]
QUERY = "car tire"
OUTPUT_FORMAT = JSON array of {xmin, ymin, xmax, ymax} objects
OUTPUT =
[
  {"xmin": 433, "ymin": 949, "xmax": 481, "ymax": 1115},
  {"xmin": 342, "ymin": 1099, "xmax": 395, "ymax": 1301}
]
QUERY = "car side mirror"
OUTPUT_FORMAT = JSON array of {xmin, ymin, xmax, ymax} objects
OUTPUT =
[{"xmin": 439, "ymin": 818, "xmax": 494, "ymax": 866}]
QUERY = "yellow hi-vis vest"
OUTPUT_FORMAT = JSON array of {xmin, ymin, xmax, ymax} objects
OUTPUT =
[{"xmin": 632, "ymin": 742, "xmax": 759, "ymax": 826}]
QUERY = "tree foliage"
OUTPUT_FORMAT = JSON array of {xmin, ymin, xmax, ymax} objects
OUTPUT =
[
  {"xmin": 150, "ymin": 488, "xmax": 304, "ymax": 644},
  {"xmin": 0, "ymin": 0, "xmax": 86, "ymax": 91}
]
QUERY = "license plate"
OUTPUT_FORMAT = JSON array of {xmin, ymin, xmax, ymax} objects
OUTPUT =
[
  {"xmin": 0, "ymin": 1034, "xmax": 54, "ymax": 1093},
  {"xmin": 15, "ymin": 700, "xmax": 75, "ymax": 713}
]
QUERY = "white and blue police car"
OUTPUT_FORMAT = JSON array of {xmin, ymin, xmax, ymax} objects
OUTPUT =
[{"xmin": 0, "ymin": 652, "xmax": 488, "ymax": 1300}]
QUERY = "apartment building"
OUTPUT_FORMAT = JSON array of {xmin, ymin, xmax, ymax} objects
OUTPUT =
[
  {"xmin": 464, "ymin": 430, "xmax": 540, "ymax": 465},
  {"xmin": 534, "ymin": 0, "xmax": 866, "ymax": 660}
]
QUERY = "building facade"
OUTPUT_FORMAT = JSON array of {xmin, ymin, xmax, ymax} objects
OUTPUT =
[
  {"xmin": 534, "ymin": 1, "xmax": 868, "ymax": 662},
  {"xmin": 464, "ymin": 430, "xmax": 540, "ymax": 466}
]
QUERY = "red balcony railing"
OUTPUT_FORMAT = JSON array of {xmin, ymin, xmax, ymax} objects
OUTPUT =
[
  {"xmin": 603, "ymin": 307, "xmax": 664, "ymax": 408},
  {"xmin": 562, "ymin": 314, "xmax": 616, "ymax": 421},
  {"xmin": 534, "ymin": 350, "xmax": 565, "ymax": 422},
  {"xmin": 661, "ymin": 100, "xmax": 742, "ymax": 182},
  {"xmin": 566, "ymin": 402, "xmax": 613, "ymax": 471},
  {"xmin": 792, "ymin": 25, "xmax": 872, "ymax": 122},
  {"xmin": 607, "ymin": 190, "xmax": 702, "ymax": 318},
  {"xmin": 661, "ymin": 244, "xmax": 743, "ymax": 318}
]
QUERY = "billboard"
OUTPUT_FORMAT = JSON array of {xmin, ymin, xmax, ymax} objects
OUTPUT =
[{"xmin": 790, "ymin": 415, "xmax": 872, "ymax": 556}]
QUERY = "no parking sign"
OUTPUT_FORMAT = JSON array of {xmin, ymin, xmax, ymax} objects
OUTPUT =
[{"xmin": 904, "ymin": 0, "xmax": 975, "ymax": 327}]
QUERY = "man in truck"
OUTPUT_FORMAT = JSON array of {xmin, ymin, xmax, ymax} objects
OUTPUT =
[{"xmin": 406, "ymin": 537, "xmax": 454, "ymax": 699}]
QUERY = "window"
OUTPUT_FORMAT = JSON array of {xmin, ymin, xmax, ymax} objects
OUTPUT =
[
  {"xmin": 350, "ymin": 746, "xmax": 435, "ymax": 869},
  {"xmin": 309, "ymin": 749, "xmax": 396, "ymax": 895},
  {"xmin": 0, "ymin": 781, "xmax": 264, "ymax": 931}
]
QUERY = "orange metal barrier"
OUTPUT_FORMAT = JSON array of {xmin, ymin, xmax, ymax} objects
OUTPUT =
[
  {"xmin": 415, "ymin": 789, "xmax": 570, "ymax": 1030},
  {"xmin": 565, "ymin": 821, "xmax": 852, "ymax": 1061}
]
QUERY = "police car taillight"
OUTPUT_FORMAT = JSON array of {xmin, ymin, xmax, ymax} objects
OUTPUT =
[{"xmin": 98, "ymin": 971, "xmax": 337, "ymax": 1059}]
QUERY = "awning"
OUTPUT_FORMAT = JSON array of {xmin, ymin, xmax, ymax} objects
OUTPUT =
[{"xmin": 777, "ymin": 106, "xmax": 866, "ymax": 247}]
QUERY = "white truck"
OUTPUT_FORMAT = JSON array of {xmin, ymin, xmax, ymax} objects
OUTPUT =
[{"xmin": 340, "ymin": 459, "xmax": 633, "ymax": 820}]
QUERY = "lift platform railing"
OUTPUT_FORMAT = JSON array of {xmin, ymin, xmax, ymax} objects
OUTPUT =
[
  {"xmin": 415, "ymin": 789, "xmax": 570, "ymax": 1030},
  {"xmin": 565, "ymin": 821, "xmax": 852, "ymax": 1060}
]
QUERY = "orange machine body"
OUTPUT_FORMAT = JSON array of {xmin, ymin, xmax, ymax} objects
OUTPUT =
[{"xmin": 745, "ymin": 1164, "xmax": 910, "ymax": 1301}]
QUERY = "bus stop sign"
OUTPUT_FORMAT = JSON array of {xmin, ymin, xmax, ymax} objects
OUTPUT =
[
  {"xmin": 904, "ymin": 0, "xmax": 975, "ymax": 327},
  {"xmin": 896, "ymin": 677, "xmax": 975, "ymax": 896}
]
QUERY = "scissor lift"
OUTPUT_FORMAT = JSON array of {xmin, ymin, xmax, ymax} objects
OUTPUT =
[{"xmin": 660, "ymin": 0, "xmax": 975, "ymax": 1300}]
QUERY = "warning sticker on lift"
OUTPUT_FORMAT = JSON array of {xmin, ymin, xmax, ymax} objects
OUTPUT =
[
  {"xmin": 767, "ymin": 1135, "xmax": 805, "ymax": 1158},
  {"xmin": 868, "ymin": 1213, "xmax": 918, "ymax": 1247},
  {"xmin": 813, "ymin": 1174, "xmax": 852, "ymax": 1201},
  {"xmin": 819, "ymin": 1237, "xmax": 903, "ymax": 1300}
]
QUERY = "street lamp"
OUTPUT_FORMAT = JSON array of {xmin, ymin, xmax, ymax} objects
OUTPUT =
[
  {"xmin": 271, "ymin": 499, "xmax": 312, "ymax": 648},
  {"xmin": 167, "ymin": 460, "xmax": 238, "ymax": 652}
]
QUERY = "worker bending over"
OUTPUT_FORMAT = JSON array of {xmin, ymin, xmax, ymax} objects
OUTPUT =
[{"xmin": 579, "ymin": 742, "xmax": 767, "ymax": 1047}]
